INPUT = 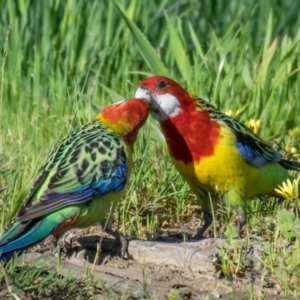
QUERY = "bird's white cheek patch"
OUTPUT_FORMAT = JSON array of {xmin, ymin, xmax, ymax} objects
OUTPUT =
[
  {"xmin": 135, "ymin": 89, "xmax": 181, "ymax": 120},
  {"xmin": 156, "ymin": 93, "xmax": 181, "ymax": 120}
]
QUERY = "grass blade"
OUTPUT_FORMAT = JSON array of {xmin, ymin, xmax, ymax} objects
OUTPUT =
[{"xmin": 112, "ymin": 0, "xmax": 168, "ymax": 75}]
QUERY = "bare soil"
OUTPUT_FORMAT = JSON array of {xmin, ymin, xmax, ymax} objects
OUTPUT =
[{"xmin": 5, "ymin": 227, "xmax": 293, "ymax": 300}]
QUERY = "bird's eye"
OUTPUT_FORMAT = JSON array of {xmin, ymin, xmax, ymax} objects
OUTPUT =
[{"xmin": 156, "ymin": 80, "xmax": 167, "ymax": 89}]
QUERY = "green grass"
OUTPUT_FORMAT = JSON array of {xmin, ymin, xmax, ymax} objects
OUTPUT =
[
  {"xmin": 0, "ymin": 0, "xmax": 300, "ymax": 298},
  {"xmin": 0, "ymin": 257, "xmax": 112, "ymax": 299}
]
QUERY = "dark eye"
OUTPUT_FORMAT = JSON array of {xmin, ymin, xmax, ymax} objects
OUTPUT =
[{"xmin": 156, "ymin": 80, "xmax": 167, "ymax": 89}]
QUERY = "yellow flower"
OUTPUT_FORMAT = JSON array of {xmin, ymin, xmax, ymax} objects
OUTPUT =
[
  {"xmin": 245, "ymin": 119, "xmax": 261, "ymax": 134},
  {"xmin": 289, "ymin": 128, "xmax": 299, "ymax": 142},
  {"xmin": 225, "ymin": 110, "xmax": 233, "ymax": 117},
  {"xmin": 284, "ymin": 144, "xmax": 300, "ymax": 159},
  {"xmin": 274, "ymin": 178, "xmax": 299, "ymax": 201},
  {"xmin": 224, "ymin": 109, "xmax": 241, "ymax": 119}
]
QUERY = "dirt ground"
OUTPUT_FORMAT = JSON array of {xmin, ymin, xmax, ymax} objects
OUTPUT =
[
  {"xmin": 14, "ymin": 227, "xmax": 292, "ymax": 300},
  {"xmin": 0, "ymin": 224, "xmax": 296, "ymax": 299}
]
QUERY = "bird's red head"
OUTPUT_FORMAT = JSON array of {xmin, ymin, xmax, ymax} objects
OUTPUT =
[
  {"xmin": 135, "ymin": 76, "xmax": 219, "ymax": 163},
  {"xmin": 97, "ymin": 98, "xmax": 149, "ymax": 145},
  {"xmin": 135, "ymin": 75, "xmax": 196, "ymax": 121}
]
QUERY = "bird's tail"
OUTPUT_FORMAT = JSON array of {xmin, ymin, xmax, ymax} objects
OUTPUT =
[
  {"xmin": 0, "ymin": 218, "xmax": 57, "ymax": 261},
  {"xmin": 279, "ymin": 159, "xmax": 300, "ymax": 172}
]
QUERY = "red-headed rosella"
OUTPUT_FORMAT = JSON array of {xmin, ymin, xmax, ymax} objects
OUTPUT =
[
  {"xmin": 0, "ymin": 98, "xmax": 149, "ymax": 260},
  {"xmin": 135, "ymin": 75, "xmax": 300, "ymax": 238}
]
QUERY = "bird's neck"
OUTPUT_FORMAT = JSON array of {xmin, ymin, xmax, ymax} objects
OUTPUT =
[
  {"xmin": 122, "ymin": 128, "xmax": 141, "ymax": 146},
  {"xmin": 96, "ymin": 115, "xmax": 142, "ymax": 146},
  {"xmin": 160, "ymin": 110, "xmax": 221, "ymax": 164}
]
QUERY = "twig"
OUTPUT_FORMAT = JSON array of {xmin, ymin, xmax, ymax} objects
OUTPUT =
[{"xmin": 91, "ymin": 241, "xmax": 100, "ymax": 273}]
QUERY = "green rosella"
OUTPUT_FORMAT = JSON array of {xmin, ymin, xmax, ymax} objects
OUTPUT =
[
  {"xmin": 135, "ymin": 75, "xmax": 300, "ymax": 238},
  {"xmin": 0, "ymin": 98, "xmax": 149, "ymax": 260}
]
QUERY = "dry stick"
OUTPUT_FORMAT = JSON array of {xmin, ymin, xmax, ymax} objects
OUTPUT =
[{"xmin": 91, "ymin": 242, "xmax": 100, "ymax": 273}]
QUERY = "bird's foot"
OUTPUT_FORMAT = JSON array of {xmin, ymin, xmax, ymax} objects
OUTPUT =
[
  {"xmin": 158, "ymin": 232, "xmax": 192, "ymax": 242},
  {"xmin": 49, "ymin": 233, "xmax": 78, "ymax": 258},
  {"xmin": 193, "ymin": 211, "xmax": 212, "ymax": 240},
  {"xmin": 102, "ymin": 254, "xmax": 112, "ymax": 265},
  {"xmin": 49, "ymin": 235, "xmax": 58, "ymax": 254},
  {"xmin": 193, "ymin": 231, "xmax": 206, "ymax": 240},
  {"xmin": 237, "ymin": 209, "xmax": 246, "ymax": 239},
  {"xmin": 104, "ymin": 228, "xmax": 132, "ymax": 259}
]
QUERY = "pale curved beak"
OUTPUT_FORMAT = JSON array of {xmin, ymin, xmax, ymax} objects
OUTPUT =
[
  {"xmin": 135, "ymin": 86, "xmax": 152, "ymax": 102},
  {"xmin": 135, "ymin": 86, "xmax": 162, "ymax": 118}
]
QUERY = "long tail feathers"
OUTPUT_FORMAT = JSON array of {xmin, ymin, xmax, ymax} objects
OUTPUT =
[
  {"xmin": 0, "ymin": 218, "xmax": 58, "ymax": 261},
  {"xmin": 279, "ymin": 159, "xmax": 300, "ymax": 172}
]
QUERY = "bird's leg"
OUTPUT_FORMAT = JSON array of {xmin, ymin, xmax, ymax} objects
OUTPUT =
[
  {"xmin": 237, "ymin": 206, "xmax": 246, "ymax": 238},
  {"xmin": 104, "ymin": 228, "xmax": 130, "ymax": 259},
  {"xmin": 194, "ymin": 210, "xmax": 212, "ymax": 239},
  {"xmin": 224, "ymin": 189, "xmax": 246, "ymax": 238},
  {"xmin": 193, "ymin": 191, "xmax": 216, "ymax": 239},
  {"xmin": 49, "ymin": 234, "xmax": 58, "ymax": 254},
  {"xmin": 49, "ymin": 233, "xmax": 76, "ymax": 256}
]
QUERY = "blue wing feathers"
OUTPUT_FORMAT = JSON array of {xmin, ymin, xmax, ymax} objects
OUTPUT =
[
  {"xmin": 236, "ymin": 140, "xmax": 281, "ymax": 167},
  {"xmin": 41, "ymin": 189, "xmax": 95, "ymax": 203},
  {"xmin": 237, "ymin": 142, "xmax": 269, "ymax": 167},
  {"xmin": 44, "ymin": 156, "xmax": 128, "ymax": 202},
  {"xmin": 0, "ymin": 219, "xmax": 58, "ymax": 261},
  {"xmin": 209, "ymin": 105, "xmax": 282, "ymax": 168}
]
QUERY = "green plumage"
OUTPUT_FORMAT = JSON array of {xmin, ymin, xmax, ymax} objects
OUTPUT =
[
  {"xmin": 17, "ymin": 120, "xmax": 129, "ymax": 222},
  {"xmin": 0, "ymin": 98, "xmax": 149, "ymax": 260}
]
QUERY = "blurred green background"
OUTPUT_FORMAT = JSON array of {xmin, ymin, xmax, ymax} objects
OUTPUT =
[
  {"xmin": 0, "ymin": 1, "xmax": 300, "ymax": 297},
  {"xmin": 0, "ymin": 0, "xmax": 299, "ymax": 236}
]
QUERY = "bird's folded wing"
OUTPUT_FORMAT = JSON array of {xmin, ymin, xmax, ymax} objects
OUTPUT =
[
  {"xmin": 17, "ymin": 123, "xmax": 128, "ymax": 222},
  {"xmin": 212, "ymin": 109, "xmax": 281, "ymax": 167}
]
